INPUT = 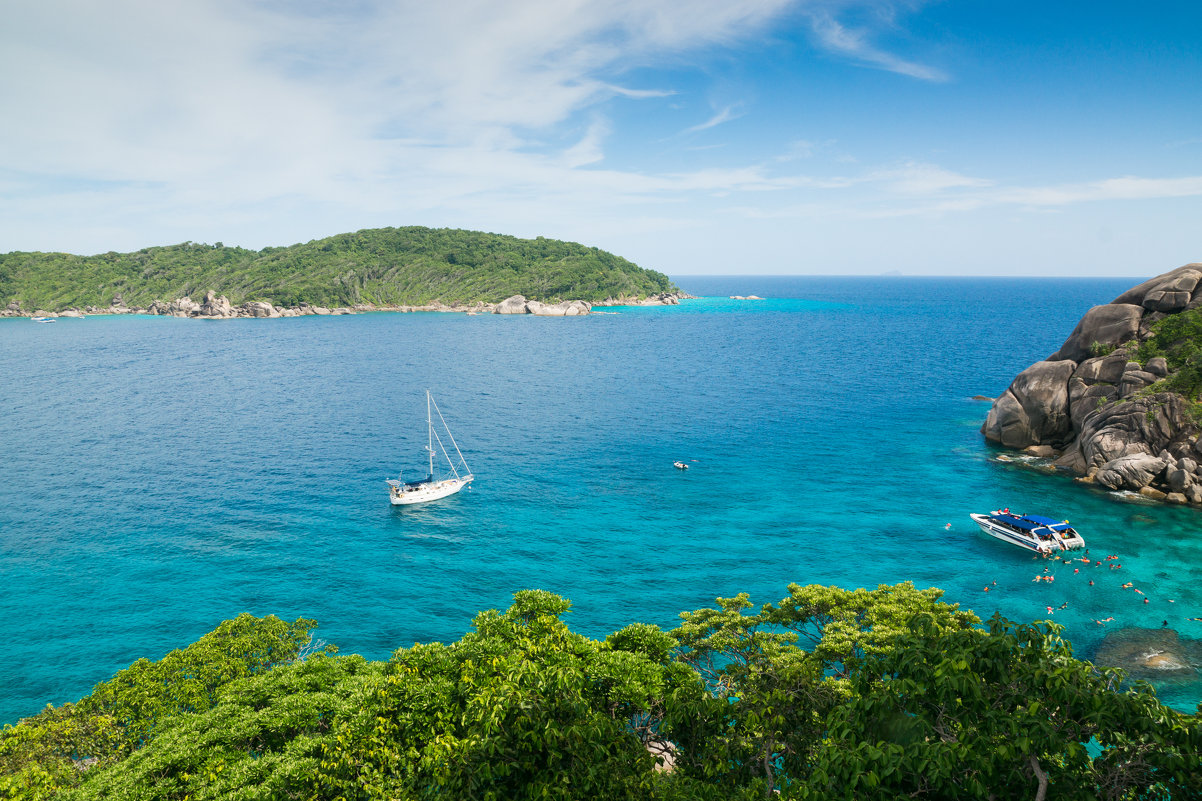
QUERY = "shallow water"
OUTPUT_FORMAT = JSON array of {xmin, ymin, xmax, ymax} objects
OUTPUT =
[{"xmin": 2, "ymin": 275, "xmax": 1200, "ymax": 723}]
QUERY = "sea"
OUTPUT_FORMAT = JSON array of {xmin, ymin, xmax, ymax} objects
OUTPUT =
[{"xmin": 3, "ymin": 275, "xmax": 1202, "ymax": 725}]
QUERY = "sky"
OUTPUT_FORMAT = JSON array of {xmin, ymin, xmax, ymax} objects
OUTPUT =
[{"xmin": 2, "ymin": 0, "xmax": 1200, "ymax": 276}]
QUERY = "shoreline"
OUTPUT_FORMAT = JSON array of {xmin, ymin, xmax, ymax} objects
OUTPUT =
[{"xmin": 2, "ymin": 291, "xmax": 694, "ymax": 321}]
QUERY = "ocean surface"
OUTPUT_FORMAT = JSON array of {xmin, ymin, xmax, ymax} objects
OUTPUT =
[{"xmin": 3, "ymin": 275, "xmax": 1202, "ymax": 725}]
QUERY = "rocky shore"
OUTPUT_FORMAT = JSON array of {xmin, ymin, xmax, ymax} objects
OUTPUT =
[
  {"xmin": 982, "ymin": 264, "xmax": 1202, "ymax": 506},
  {"xmin": 2, "ymin": 291, "xmax": 693, "ymax": 320}
]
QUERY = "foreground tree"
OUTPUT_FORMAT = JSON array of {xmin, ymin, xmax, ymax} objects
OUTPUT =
[
  {"xmin": 316, "ymin": 589, "xmax": 712, "ymax": 800},
  {"xmin": 665, "ymin": 582, "xmax": 978, "ymax": 796},
  {"xmin": 3, "ymin": 586, "xmax": 1199, "ymax": 800},
  {"xmin": 0, "ymin": 614, "xmax": 321, "ymax": 799},
  {"xmin": 796, "ymin": 615, "xmax": 1202, "ymax": 800},
  {"xmin": 53, "ymin": 591, "xmax": 711, "ymax": 801}
]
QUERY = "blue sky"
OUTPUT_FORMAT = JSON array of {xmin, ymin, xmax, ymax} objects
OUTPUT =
[{"xmin": 1, "ymin": 0, "xmax": 1199, "ymax": 275}]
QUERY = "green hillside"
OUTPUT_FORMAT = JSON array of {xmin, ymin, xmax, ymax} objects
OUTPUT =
[{"xmin": 0, "ymin": 227, "xmax": 677, "ymax": 310}]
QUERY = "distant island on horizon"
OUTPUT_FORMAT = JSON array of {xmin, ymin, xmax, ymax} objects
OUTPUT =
[{"xmin": 0, "ymin": 226, "xmax": 680, "ymax": 315}]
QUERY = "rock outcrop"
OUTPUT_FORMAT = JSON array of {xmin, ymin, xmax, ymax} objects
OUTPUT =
[
  {"xmin": 1049, "ymin": 304, "xmax": 1143, "ymax": 362},
  {"xmin": 492, "ymin": 295, "xmax": 592, "ymax": 316},
  {"xmin": 494, "ymin": 295, "xmax": 531, "ymax": 314},
  {"xmin": 199, "ymin": 290, "xmax": 233, "ymax": 317},
  {"xmin": 2, "ymin": 291, "xmax": 642, "ymax": 319},
  {"xmin": 981, "ymin": 360, "xmax": 1077, "ymax": 447},
  {"xmin": 983, "ymin": 263, "xmax": 1202, "ymax": 505},
  {"xmin": 596, "ymin": 291, "xmax": 693, "ymax": 306}
]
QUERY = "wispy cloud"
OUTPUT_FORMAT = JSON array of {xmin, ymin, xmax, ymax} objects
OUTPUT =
[
  {"xmin": 560, "ymin": 119, "xmax": 610, "ymax": 168},
  {"xmin": 804, "ymin": 9, "xmax": 947, "ymax": 81},
  {"xmin": 682, "ymin": 105, "xmax": 744, "ymax": 135},
  {"xmin": 721, "ymin": 159, "xmax": 1202, "ymax": 222},
  {"xmin": 865, "ymin": 161, "xmax": 993, "ymax": 194},
  {"xmin": 997, "ymin": 175, "xmax": 1202, "ymax": 206}
]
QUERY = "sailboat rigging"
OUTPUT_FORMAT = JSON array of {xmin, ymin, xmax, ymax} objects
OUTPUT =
[{"xmin": 386, "ymin": 391, "xmax": 474, "ymax": 505}]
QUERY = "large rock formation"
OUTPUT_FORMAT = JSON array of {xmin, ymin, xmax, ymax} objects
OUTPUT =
[
  {"xmin": 199, "ymin": 290, "xmax": 233, "ymax": 317},
  {"xmin": 492, "ymin": 295, "xmax": 593, "ymax": 316},
  {"xmin": 597, "ymin": 291, "xmax": 691, "ymax": 306},
  {"xmin": 981, "ymin": 360, "xmax": 1077, "ymax": 447},
  {"xmin": 983, "ymin": 264, "xmax": 1202, "ymax": 504}
]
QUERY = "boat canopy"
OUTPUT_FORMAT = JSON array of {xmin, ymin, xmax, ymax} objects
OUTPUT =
[
  {"xmin": 387, "ymin": 475, "xmax": 433, "ymax": 490},
  {"xmin": 990, "ymin": 512, "xmax": 1072, "ymax": 532}
]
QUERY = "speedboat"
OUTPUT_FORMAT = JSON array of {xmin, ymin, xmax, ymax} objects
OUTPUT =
[
  {"xmin": 969, "ymin": 510, "xmax": 1085, "ymax": 553},
  {"xmin": 673, "ymin": 461, "xmax": 688, "ymax": 470},
  {"xmin": 31, "ymin": 317, "xmax": 56, "ymax": 323}
]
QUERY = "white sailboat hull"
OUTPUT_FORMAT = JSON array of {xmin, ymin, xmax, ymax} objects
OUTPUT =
[
  {"xmin": 387, "ymin": 391, "xmax": 473, "ymax": 507},
  {"xmin": 389, "ymin": 476, "xmax": 472, "ymax": 505}
]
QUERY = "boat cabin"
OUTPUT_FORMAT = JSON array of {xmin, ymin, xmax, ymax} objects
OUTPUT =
[{"xmin": 984, "ymin": 511, "xmax": 1084, "ymax": 551}]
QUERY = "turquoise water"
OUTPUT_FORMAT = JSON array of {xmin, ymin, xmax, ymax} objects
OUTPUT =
[{"xmin": 3, "ymin": 276, "xmax": 1201, "ymax": 724}]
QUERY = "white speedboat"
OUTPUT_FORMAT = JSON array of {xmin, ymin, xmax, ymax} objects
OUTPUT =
[
  {"xmin": 31, "ymin": 317, "xmax": 55, "ymax": 323},
  {"xmin": 386, "ymin": 391, "xmax": 473, "ymax": 506},
  {"xmin": 969, "ymin": 510, "xmax": 1085, "ymax": 553}
]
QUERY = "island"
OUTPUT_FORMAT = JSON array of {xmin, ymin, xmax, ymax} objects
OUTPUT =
[
  {"xmin": 982, "ymin": 263, "xmax": 1202, "ymax": 505},
  {"xmin": 0, "ymin": 227, "xmax": 690, "ymax": 318}
]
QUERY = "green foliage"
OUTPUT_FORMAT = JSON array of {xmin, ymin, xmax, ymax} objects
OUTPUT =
[
  {"xmin": 36, "ymin": 592, "xmax": 708, "ymax": 801},
  {"xmin": 796, "ymin": 615, "xmax": 1202, "ymax": 800},
  {"xmin": 78, "ymin": 614, "xmax": 323, "ymax": 752},
  {"xmin": 68, "ymin": 654, "xmax": 377, "ymax": 801},
  {"xmin": 0, "ymin": 704, "xmax": 120, "ymax": 799},
  {"xmin": 0, "ymin": 614, "xmax": 321, "ymax": 799},
  {"xmin": 1090, "ymin": 340, "xmax": 1118, "ymax": 357},
  {"xmin": 316, "ymin": 588, "xmax": 705, "ymax": 800},
  {"xmin": 1136, "ymin": 308, "xmax": 1202, "ymax": 399},
  {"xmin": 0, "ymin": 228, "xmax": 677, "ymax": 311},
  {"xmin": 667, "ymin": 582, "xmax": 978, "ymax": 795},
  {"xmin": 3, "ymin": 588, "xmax": 1199, "ymax": 800}
]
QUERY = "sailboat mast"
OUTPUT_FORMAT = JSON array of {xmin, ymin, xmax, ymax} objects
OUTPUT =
[{"xmin": 427, "ymin": 390, "xmax": 434, "ymax": 478}]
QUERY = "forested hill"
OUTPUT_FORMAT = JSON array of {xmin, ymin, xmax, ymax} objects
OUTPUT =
[{"xmin": 0, "ymin": 227, "xmax": 678, "ymax": 311}]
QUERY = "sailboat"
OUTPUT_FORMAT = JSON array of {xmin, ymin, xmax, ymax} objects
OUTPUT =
[{"xmin": 386, "ymin": 391, "xmax": 474, "ymax": 505}]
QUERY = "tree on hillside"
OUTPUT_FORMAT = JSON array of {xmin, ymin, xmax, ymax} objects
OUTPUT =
[
  {"xmin": 797, "ymin": 615, "xmax": 1202, "ymax": 800},
  {"xmin": 664, "ymin": 582, "xmax": 979, "ymax": 797},
  {"xmin": 0, "ymin": 614, "xmax": 322, "ymax": 799},
  {"xmin": 0, "ymin": 227, "xmax": 677, "ymax": 311}
]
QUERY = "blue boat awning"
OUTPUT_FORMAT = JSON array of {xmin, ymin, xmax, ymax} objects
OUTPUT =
[{"xmin": 990, "ymin": 512, "xmax": 1072, "ymax": 532}]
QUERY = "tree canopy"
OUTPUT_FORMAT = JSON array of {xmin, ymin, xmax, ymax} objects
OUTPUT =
[
  {"xmin": 0, "ymin": 227, "xmax": 678, "ymax": 311},
  {"xmin": 2, "ymin": 585, "xmax": 1199, "ymax": 800}
]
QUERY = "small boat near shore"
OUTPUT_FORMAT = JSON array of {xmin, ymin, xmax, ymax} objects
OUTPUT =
[
  {"xmin": 386, "ymin": 391, "xmax": 473, "ymax": 506},
  {"xmin": 970, "ymin": 509, "xmax": 1085, "ymax": 553},
  {"xmin": 30, "ymin": 317, "xmax": 56, "ymax": 323}
]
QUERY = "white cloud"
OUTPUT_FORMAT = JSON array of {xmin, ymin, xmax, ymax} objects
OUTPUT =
[
  {"xmin": 0, "ymin": 0, "xmax": 808, "ymax": 253},
  {"xmin": 559, "ymin": 120, "xmax": 610, "ymax": 168},
  {"xmin": 682, "ymin": 105, "xmax": 744, "ymax": 135},
  {"xmin": 866, "ymin": 162, "xmax": 994, "ymax": 195},
  {"xmin": 0, "ymin": 0, "xmax": 1196, "ymax": 278},
  {"xmin": 804, "ymin": 9, "xmax": 947, "ymax": 81},
  {"xmin": 996, "ymin": 175, "xmax": 1202, "ymax": 206}
]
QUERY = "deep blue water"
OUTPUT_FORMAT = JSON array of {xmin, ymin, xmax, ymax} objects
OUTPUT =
[{"xmin": 3, "ymin": 276, "xmax": 1202, "ymax": 725}]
